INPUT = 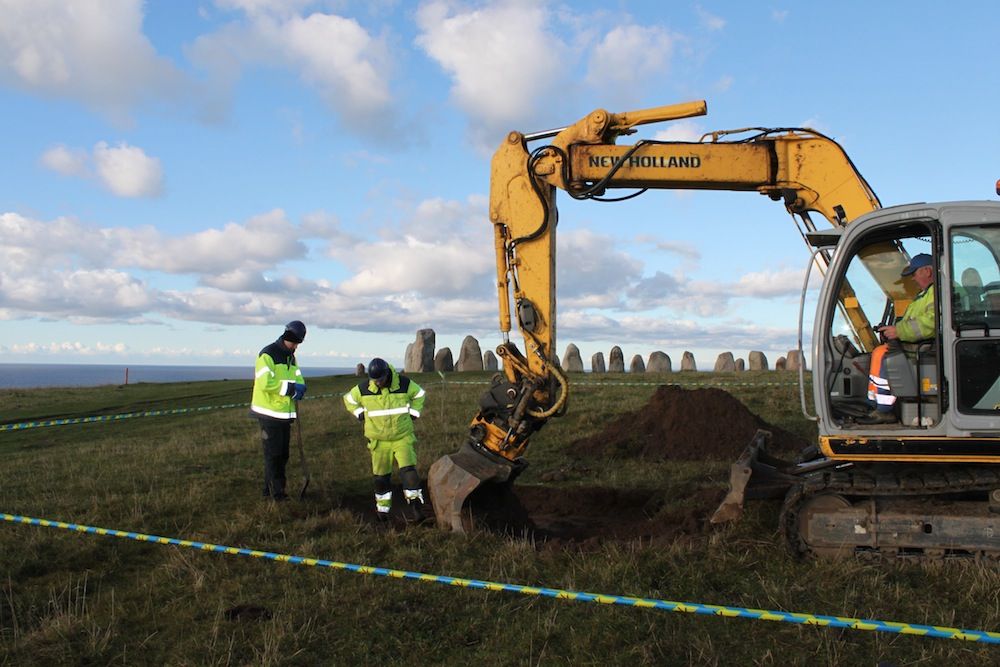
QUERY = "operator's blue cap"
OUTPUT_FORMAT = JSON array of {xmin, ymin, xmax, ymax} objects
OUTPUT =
[{"xmin": 901, "ymin": 253, "xmax": 932, "ymax": 276}]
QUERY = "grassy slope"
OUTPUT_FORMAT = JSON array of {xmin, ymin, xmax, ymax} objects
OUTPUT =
[{"xmin": 1, "ymin": 372, "xmax": 997, "ymax": 666}]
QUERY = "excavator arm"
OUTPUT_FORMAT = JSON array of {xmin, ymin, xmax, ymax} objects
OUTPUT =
[{"xmin": 429, "ymin": 100, "xmax": 894, "ymax": 532}]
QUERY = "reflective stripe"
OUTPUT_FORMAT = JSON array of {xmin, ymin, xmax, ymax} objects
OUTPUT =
[
  {"xmin": 868, "ymin": 375, "xmax": 889, "ymax": 388},
  {"xmin": 250, "ymin": 406, "xmax": 297, "ymax": 419},
  {"xmin": 409, "ymin": 409, "xmax": 421, "ymax": 418},
  {"xmin": 295, "ymin": 369, "xmax": 303, "ymax": 378},
  {"xmin": 375, "ymin": 492, "xmax": 392, "ymax": 513},
  {"xmin": 413, "ymin": 388, "xmax": 426, "ymax": 398},
  {"xmin": 281, "ymin": 380, "xmax": 294, "ymax": 396},
  {"xmin": 352, "ymin": 408, "xmax": 364, "ymax": 417},
  {"xmin": 404, "ymin": 488, "xmax": 424, "ymax": 504},
  {"xmin": 874, "ymin": 394, "xmax": 897, "ymax": 406},
  {"xmin": 905, "ymin": 319, "xmax": 922, "ymax": 338},
  {"xmin": 367, "ymin": 406, "xmax": 411, "ymax": 417},
  {"xmin": 344, "ymin": 393, "xmax": 359, "ymax": 406},
  {"xmin": 255, "ymin": 367, "xmax": 273, "ymax": 379}
]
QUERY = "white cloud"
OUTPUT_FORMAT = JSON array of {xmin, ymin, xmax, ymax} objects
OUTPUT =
[
  {"xmin": 585, "ymin": 24, "xmax": 674, "ymax": 101},
  {"xmin": 334, "ymin": 196, "xmax": 494, "ymax": 299},
  {"xmin": 558, "ymin": 229, "xmax": 643, "ymax": 307},
  {"xmin": 652, "ymin": 120, "xmax": 706, "ymax": 143},
  {"xmin": 730, "ymin": 268, "xmax": 805, "ymax": 297},
  {"xmin": 696, "ymin": 5, "xmax": 726, "ymax": 31},
  {"xmin": 39, "ymin": 141, "xmax": 165, "ymax": 198},
  {"xmin": 414, "ymin": 0, "xmax": 568, "ymax": 149},
  {"xmin": 649, "ymin": 238, "xmax": 702, "ymax": 261},
  {"xmin": 712, "ymin": 75, "xmax": 734, "ymax": 93},
  {"xmin": 93, "ymin": 142, "xmax": 164, "ymax": 198},
  {"xmin": 0, "ymin": 198, "xmax": 496, "ymax": 331},
  {"xmin": 190, "ymin": 5, "xmax": 396, "ymax": 138},
  {"xmin": 40, "ymin": 145, "xmax": 88, "ymax": 176},
  {"xmin": 214, "ymin": 0, "xmax": 315, "ymax": 18},
  {"xmin": 0, "ymin": 0, "xmax": 187, "ymax": 124},
  {"xmin": 7, "ymin": 341, "xmax": 129, "ymax": 356}
]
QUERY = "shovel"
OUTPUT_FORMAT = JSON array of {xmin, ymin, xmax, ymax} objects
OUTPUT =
[{"xmin": 295, "ymin": 400, "xmax": 311, "ymax": 499}]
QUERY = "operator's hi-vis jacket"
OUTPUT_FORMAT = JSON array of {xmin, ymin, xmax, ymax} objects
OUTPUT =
[
  {"xmin": 343, "ymin": 365, "xmax": 425, "ymax": 443},
  {"xmin": 250, "ymin": 339, "xmax": 304, "ymax": 421},
  {"xmin": 896, "ymin": 285, "xmax": 936, "ymax": 342}
]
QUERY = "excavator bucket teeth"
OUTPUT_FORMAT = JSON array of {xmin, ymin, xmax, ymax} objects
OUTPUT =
[
  {"xmin": 428, "ymin": 442, "xmax": 524, "ymax": 533},
  {"xmin": 710, "ymin": 430, "xmax": 801, "ymax": 524}
]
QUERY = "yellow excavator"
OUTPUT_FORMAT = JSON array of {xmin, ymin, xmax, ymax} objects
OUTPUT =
[{"xmin": 428, "ymin": 100, "xmax": 1000, "ymax": 558}]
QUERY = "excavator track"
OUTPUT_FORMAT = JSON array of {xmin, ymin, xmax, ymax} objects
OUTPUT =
[{"xmin": 780, "ymin": 465, "xmax": 1000, "ymax": 561}]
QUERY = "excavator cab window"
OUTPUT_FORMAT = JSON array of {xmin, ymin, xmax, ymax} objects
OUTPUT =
[
  {"xmin": 824, "ymin": 225, "xmax": 938, "ymax": 423},
  {"xmin": 950, "ymin": 223, "xmax": 1000, "ymax": 413}
]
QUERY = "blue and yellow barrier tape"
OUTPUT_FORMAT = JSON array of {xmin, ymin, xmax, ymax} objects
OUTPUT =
[
  {"xmin": 3, "ymin": 512, "xmax": 998, "ymax": 645},
  {"xmin": 0, "ymin": 394, "xmax": 338, "ymax": 432}
]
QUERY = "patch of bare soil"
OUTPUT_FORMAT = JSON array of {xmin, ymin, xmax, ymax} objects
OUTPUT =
[
  {"xmin": 466, "ymin": 483, "xmax": 724, "ymax": 551},
  {"xmin": 334, "ymin": 386, "xmax": 805, "ymax": 547}
]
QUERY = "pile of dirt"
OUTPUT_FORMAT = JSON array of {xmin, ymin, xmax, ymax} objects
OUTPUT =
[{"xmin": 571, "ymin": 384, "xmax": 808, "ymax": 462}]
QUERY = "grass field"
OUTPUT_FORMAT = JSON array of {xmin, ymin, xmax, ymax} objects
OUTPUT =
[{"xmin": 1, "ymin": 370, "xmax": 998, "ymax": 665}]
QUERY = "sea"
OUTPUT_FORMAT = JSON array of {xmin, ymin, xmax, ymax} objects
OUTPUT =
[{"xmin": 0, "ymin": 364, "xmax": 356, "ymax": 389}]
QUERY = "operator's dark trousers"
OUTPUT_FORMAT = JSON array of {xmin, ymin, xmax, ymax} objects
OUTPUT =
[{"xmin": 259, "ymin": 419, "xmax": 291, "ymax": 497}]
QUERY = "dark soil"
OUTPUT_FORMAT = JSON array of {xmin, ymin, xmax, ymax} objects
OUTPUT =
[
  {"xmin": 571, "ymin": 384, "xmax": 807, "ymax": 461},
  {"xmin": 335, "ymin": 386, "xmax": 806, "ymax": 548}
]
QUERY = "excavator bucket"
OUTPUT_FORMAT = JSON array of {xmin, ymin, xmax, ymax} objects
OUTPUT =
[
  {"xmin": 428, "ymin": 442, "xmax": 524, "ymax": 533},
  {"xmin": 710, "ymin": 430, "xmax": 808, "ymax": 524}
]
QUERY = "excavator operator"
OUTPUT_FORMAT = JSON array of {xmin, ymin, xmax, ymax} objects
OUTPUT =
[{"xmin": 862, "ymin": 253, "xmax": 937, "ymax": 424}]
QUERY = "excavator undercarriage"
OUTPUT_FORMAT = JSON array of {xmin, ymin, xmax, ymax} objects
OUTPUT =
[{"xmin": 711, "ymin": 432, "xmax": 1000, "ymax": 560}]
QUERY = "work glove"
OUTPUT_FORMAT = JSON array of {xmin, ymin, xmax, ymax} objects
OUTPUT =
[{"xmin": 292, "ymin": 383, "xmax": 307, "ymax": 401}]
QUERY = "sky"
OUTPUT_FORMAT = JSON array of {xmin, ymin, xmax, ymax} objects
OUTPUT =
[{"xmin": 2, "ymin": 0, "xmax": 999, "ymax": 372}]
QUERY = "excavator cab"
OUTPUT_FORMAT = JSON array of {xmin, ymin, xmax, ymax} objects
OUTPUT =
[
  {"xmin": 812, "ymin": 203, "xmax": 1000, "ymax": 438},
  {"xmin": 716, "ymin": 203, "xmax": 1000, "ymax": 556}
]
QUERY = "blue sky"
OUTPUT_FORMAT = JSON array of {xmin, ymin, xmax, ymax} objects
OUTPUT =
[{"xmin": 2, "ymin": 0, "xmax": 999, "ymax": 371}]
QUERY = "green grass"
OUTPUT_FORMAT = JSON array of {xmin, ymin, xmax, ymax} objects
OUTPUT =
[{"xmin": 1, "ymin": 371, "xmax": 998, "ymax": 665}]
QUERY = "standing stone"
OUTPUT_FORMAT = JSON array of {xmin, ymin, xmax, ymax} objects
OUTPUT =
[
  {"xmin": 748, "ymin": 351, "xmax": 769, "ymax": 371},
  {"xmin": 456, "ymin": 336, "xmax": 484, "ymax": 371},
  {"xmin": 404, "ymin": 329, "xmax": 436, "ymax": 372},
  {"xmin": 591, "ymin": 352, "xmax": 606, "ymax": 373},
  {"xmin": 681, "ymin": 351, "xmax": 697, "ymax": 372},
  {"xmin": 608, "ymin": 346, "xmax": 625, "ymax": 373},
  {"xmin": 714, "ymin": 352, "xmax": 736, "ymax": 372},
  {"xmin": 562, "ymin": 344, "xmax": 584, "ymax": 372},
  {"xmin": 646, "ymin": 351, "xmax": 672, "ymax": 373},
  {"xmin": 736, "ymin": 358, "xmax": 745, "ymax": 372},
  {"xmin": 629, "ymin": 354, "xmax": 646, "ymax": 373},
  {"xmin": 355, "ymin": 363, "xmax": 366, "ymax": 376},
  {"xmin": 434, "ymin": 348, "xmax": 454, "ymax": 372},
  {"xmin": 786, "ymin": 349, "xmax": 807, "ymax": 371},
  {"xmin": 483, "ymin": 350, "xmax": 498, "ymax": 371},
  {"xmin": 775, "ymin": 356, "xmax": 787, "ymax": 371}
]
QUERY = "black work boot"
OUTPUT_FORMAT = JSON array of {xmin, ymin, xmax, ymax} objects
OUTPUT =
[
  {"xmin": 404, "ymin": 502, "xmax": 426, "ymax": 524},
  {"xmin": 272, "ymin": 479, "xmax": 289, "ymax": 501}
]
